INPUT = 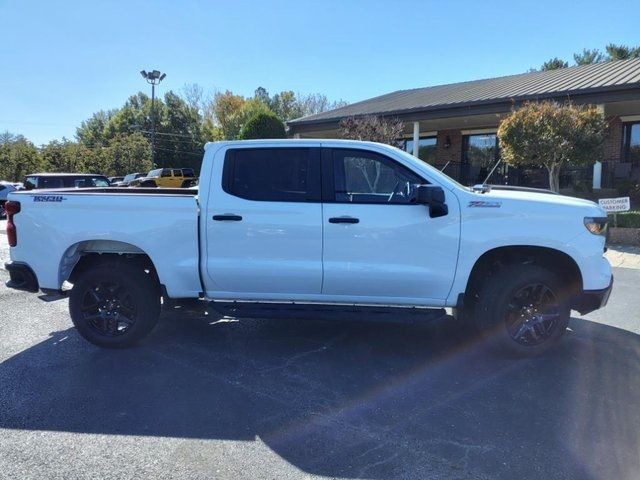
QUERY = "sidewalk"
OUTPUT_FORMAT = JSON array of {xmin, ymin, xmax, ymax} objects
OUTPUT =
[{"xmin": 605, "ymin": 245, "xmax": 640, "ymax": 270}]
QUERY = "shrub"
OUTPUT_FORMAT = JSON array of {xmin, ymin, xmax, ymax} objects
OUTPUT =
[
  {"xmin": 609, "ymin": 211, "xmax": 640, "ymax": 228},
  {"xmin": 238, "ymin": 113, "xmax": 286, "ymax": 139}
]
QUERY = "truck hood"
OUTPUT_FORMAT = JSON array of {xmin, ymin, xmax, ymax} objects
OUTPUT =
[{"xmin": 480, "ymin": 188, "xmax": 602, "ymax": 210}]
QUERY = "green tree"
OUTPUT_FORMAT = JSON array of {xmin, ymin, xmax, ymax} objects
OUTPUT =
[
  {"xmin": 41, "ymin": 139, "xmax": 92, "ymax": 173},
  {"xmin": 87, "ymin": 91, "xmax": 206, "ymax": 172},
  {"xmin": 540, "ymin": 57, "xmax": 569, "ymax": 71},
  {"xmin": 605, "ymin": 43, "xmax": 640, "ymax": 60},
  {"xmin": 573, "ymin": 48, "xmax": 605, "ymax": 65},
  {"xmin": 238, "ymin": 112, "xmax": 286, "ymax": 139},
  {"xmin": 0, "ymin": 133, "xmax": 43, "ymax": 182},
  {"xmin": 269, "ymin": 90, "xmax": 301, "ymax": 121},
  {"xmin": 100, "ymin": 133, "xmax": 153, "ymax": 176},
  {"xmin": 76, "ymin": 110, "xmax": 116, "ymax": 148},
  {"xmin": 497, "ymin": 101, "xmax": 606, "ymax": 192},
  {"xmin": 253, "ymin": 86, "xmax": 271, "ymax": 106}
]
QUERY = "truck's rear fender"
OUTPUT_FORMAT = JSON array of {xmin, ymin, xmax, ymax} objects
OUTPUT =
[
  {"xmin": 60, "ymin": 240, "xmax": 145, "ymax": 281},
  {"xmin": 59, "ymin": 240, "xmax": 170, "ymax": 298}
]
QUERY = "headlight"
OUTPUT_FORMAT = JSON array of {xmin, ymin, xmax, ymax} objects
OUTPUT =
[{"xmin": 584, "ymin": 217, "xmax": 608, "ymax": 235}]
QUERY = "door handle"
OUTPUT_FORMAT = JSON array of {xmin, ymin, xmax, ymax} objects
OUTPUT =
[
  {"xmin": 212, "ymin": 214, "xmax": 243, "ymax": 221},
  {"xmin": 328, "ymin": 217, "xmax": 359, "ymax": 224}
]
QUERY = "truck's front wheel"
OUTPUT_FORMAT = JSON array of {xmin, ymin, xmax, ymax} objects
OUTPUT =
[
  {"xmin": 474, "ymin": 264, "xmax": 570, "ymax": 356},
  {"xmin": 69, "ymin": 261, "xmax": 161, "ymax": 348}
]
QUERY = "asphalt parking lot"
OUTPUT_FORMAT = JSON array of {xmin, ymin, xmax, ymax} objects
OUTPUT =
[{"xmin": 0, "ymin": 223, "xmax": 638, "ymax": 480}]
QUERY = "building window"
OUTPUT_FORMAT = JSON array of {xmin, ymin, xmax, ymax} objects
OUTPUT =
[
  {"xmin": 461, "ymin": 133, "xmax": 499, "ymax": 185},
  {"xmin": 402, "ymin": 137, "xmax": 437, "ymax": 164},
  {"xmin": 623, "ymin": 122, "xmax": 640, "ymax": 164}
]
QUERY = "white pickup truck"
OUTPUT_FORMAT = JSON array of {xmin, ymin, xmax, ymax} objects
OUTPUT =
[{"xmin": 5, "ymin": 140, "xmax": 613, "ymax": 355}]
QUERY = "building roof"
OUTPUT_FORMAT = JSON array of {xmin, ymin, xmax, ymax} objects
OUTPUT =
[{"xmin": 289, "ymin": 58, "xmax": 640, "ymax": 126}]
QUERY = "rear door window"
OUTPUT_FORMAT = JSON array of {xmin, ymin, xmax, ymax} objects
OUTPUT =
[{"xmin": 223, "ymin": 148, "xmax": 320, "ymax": 202}]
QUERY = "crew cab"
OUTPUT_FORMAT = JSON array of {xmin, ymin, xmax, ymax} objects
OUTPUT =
[{"xmin": 4, "ymin": 140, "xmax": 613, "ymax": 355}]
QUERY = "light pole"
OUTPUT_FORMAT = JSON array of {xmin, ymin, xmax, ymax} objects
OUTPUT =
[{"xmin": 140, "ymin": 69, "xmax": 166, "ymax": 166}]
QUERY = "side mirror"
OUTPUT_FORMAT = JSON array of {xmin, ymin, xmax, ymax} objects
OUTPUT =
[{"xmin": 413, "ymin": 185, "xmax": 448, "ymax": 218}]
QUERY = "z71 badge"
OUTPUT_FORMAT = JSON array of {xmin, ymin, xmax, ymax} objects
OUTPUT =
[
  {"xmin": 468, "ymin": 200, "xmax": 501, "ymax": 208},
  {"xmin": 33, "ymin": 195, "xmax": 66, "ymax": 203}
]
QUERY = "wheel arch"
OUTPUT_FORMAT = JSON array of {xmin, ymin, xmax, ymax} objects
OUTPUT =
[
  {"xmin": 60, "ymin": 240, "xmax": 161, "ymax": 291},
  {"xmin": 462, "ymin": 245, "xmax": 583, "ymax": 316}
]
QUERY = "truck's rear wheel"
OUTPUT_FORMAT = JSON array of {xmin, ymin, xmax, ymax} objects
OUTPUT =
[
  {"xmin": 69, "ymin": 261, "xmax": 161, "ymax": 348},
  {"xmin": 474, "ymin": 264, "xmax": 570, "ymax": 357}
]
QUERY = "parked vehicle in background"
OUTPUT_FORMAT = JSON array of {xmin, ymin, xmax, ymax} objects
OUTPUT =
[
  {"xmin": 0, "ymin": 182, "xmax": 22, "ymax": 218},
  {"xmin": 129, "ymin": 168, "xmax": 198, "ymax": 188},
  {"xmin": 108, "ymin": 176, "xmax": 124, "ymax": 185},
  {"xmin": 4, "ymin": 140, "xmax": 612, "ymax": 356},
  {"xmin": 23, "ymin": 173, "xmax": 110, "ymax": 190},
  {"xmin": 113, "ymin": 172, "xmax": 146, "ymax": 187}
]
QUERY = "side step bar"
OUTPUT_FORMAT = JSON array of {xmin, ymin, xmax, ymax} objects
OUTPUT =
[{"xmin": 209, "ymin": 301, "xmax": 449, "ymax": 324}]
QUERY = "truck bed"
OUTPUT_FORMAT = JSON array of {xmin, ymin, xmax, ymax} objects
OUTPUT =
[{"xmin": 8, "ymin": 188, "xmax": 203, "ymax": 298}]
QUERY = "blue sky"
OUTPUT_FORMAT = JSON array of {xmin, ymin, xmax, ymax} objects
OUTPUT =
[{"xmin": 1, "ymin": 0, "xmax": 638, "ymax": 145}]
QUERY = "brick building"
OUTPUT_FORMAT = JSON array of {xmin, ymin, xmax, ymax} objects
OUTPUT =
[{"xmin": 288, "ymin": 59, "xmax": 640, "ymax": 192}]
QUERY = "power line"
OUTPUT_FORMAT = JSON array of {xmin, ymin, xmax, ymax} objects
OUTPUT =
[
  {"xmin": 141, "ymin": 134, "xmax": 201, "ymax": 146},
  {"xmin": 153, "ymin": 146, "xmax": 203, "ymax": 157},
  {"xmin": 139, "ymin": 130, "xmax": 197, "ymax": 139}
]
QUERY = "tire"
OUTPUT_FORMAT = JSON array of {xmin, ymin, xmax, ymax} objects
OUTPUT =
[
  {"xmin": 69, "ymin": 260, "xmax": 161, "ymax": 348},
  {"xmin": 139, "ymin": 180, "xmax": 157, "ymax": 188},
  {"xmin": 474, "ymin": 264, "xmax": 571, "ymax": 357},
  {"xmin": 0, "ymin": 201, "xmax": 5, "ymax": 219}
]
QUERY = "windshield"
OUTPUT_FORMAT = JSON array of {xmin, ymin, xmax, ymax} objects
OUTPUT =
[{"xmin": 393, "ymin": 146, "xmax": 470, "ymax": 191}]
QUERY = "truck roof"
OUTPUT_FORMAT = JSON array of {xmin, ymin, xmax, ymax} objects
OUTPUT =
[{"xmin": 204, "ymin": 138, "xmax": 396, "ymax": 151}]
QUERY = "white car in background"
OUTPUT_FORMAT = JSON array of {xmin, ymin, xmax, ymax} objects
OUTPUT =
[{"xmin": 0, "ymin": 182, "xmax": 22, "ymax": 218}]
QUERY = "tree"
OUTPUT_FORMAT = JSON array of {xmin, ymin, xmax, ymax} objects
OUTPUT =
[
  {"xmin": 297, "ymin": 93, "xmax": 347, "ymax": 117},
  {"xmin": 605, "ymin": 43, "xmax": 640, "ymax": 61},
  {"xmin": 497, "ymin": 101, "xmax": 606, "ymax": 192},
  {"xmin": 0, "ymin": 133, "xmax": 43, "ymax": 182},
  {"xmin": 339, "ymin": 115, "xmax": 404, "ymax": 147},
  {"xmin": 41, "ymin": 139, "xmax": 91, "ymax": 173},
  {"xmin": 253, "ymin": 86, "xmax": 271, "ymax": 106},
  {"xmin": 211, "ymin": 90, "xmax": 247, "ymax": 140},
  {"xmin": 540, "ymin": 57, "xmax": 569, "ymax": 71},
  {"xmin": 573, "ymin": 48, "xmax": 605, "ymax": 65},
  {"xmin": 76, "ymin": 110, "xmax": 116, "ymax": 148},
  {"xmin": 100, "ymin": 133, "xmax": 153, "ymax": 176},
  {"xmin": 238, "ymin": 112, "xmax": 286, "ymax": 139},
  {"xmin": 270, "ymin": 90, "xmax": 305, "ymax": 122}
]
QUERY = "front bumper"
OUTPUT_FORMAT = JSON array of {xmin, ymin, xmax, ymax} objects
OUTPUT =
[
  {"xmin": 572, "ymin": 276, "xmax": 613, "ymax": 315},
  {"xmin": 4, "ymin": 261, "xmax": 39, "ymax": 293}
]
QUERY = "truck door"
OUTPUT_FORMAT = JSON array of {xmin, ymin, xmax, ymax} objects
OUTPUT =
[
  {"xmin": 204, "ymin": 146, "xmax": 323, "ymax": 298},
  {"xmin": 321, "ymin": 148, "xmax": 460, "ymax": 304}
]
